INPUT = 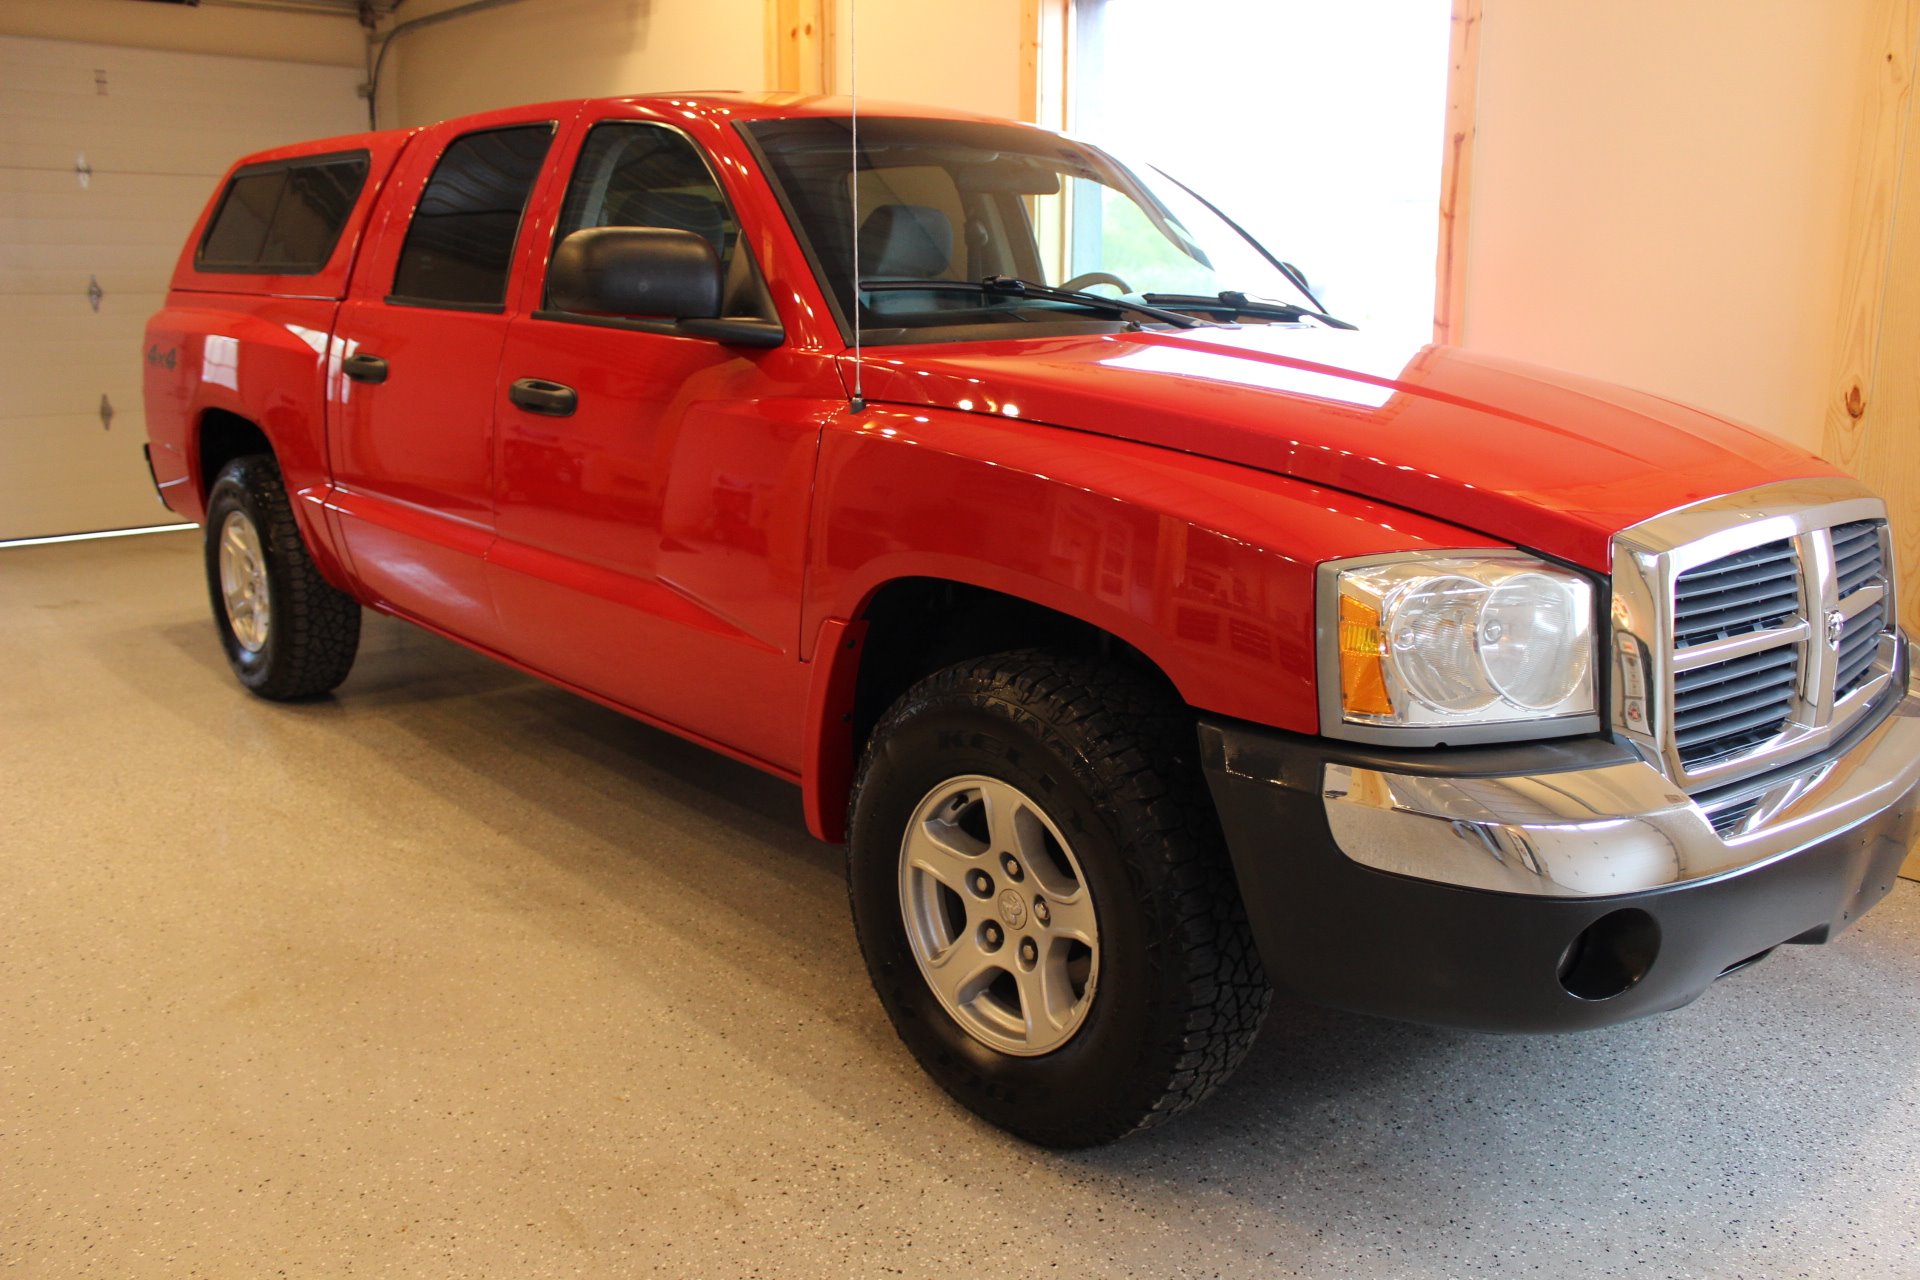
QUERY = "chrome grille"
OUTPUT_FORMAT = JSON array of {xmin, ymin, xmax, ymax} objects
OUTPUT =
[
  {"xmin": 1609, "ymin": 481, "xmax": 1899, "ymax": 795},
  {"xmin": 1704, "ymin": 794, "xmax": 1761, "ymax": 838},
  {"xmin": 1833, "ymin": 520, "xmax": 1883, "ymax": 597},
  {"xmin": 1838, "ymin": 598, "xmax": 1886, "ymax": 697},
  {"xmin": 1672, "ymin": 643, "xmax": 1797, "ymax": 768},
  {"xmin": 1672, "ymin": 538, "xmax": 1799, "ymax": 646},
  {"xmin": 1833, "ymin": 520, "xmax": 1890, "ymax": 699},
  {"xmin": 1670, "ymin": 537, "xmax": 1802, "ymax": 770}
]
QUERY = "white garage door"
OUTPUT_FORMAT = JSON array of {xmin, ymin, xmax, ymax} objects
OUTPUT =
[{"xmin": 0, "ymin": 35, "xmax": 366, "ymax": 540}]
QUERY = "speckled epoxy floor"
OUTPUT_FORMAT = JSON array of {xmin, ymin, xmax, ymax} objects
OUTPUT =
[{"xmin": 3, "ymin": 530, "xmax": 1918, "ymax": 1279}]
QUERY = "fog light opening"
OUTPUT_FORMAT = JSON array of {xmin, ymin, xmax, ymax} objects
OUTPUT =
[{"xmin": 1558, "ymin": 908, "xmax": 1661, "ymax": 1001}]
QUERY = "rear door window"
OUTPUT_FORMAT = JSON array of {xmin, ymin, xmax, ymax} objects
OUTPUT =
[
  {"xmin": 196, "ymin": 153, "xmax": 370, "ymax": 274},
  {"xmin": 390, "ymin": 124, "xmax": 556, "ymax": 310}
]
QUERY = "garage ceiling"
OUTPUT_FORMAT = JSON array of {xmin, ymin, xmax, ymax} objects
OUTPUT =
[{"xmin": 136, "ymin": 0, "xmax": 402, "ymax": 15}]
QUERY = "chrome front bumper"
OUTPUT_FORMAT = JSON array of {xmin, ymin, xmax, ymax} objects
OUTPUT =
[{"xmin": 1324, "ymin": 641, "xmax": 1919, "ymax": 898}]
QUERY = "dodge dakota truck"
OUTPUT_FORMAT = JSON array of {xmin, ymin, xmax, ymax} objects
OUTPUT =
[{"xmin": 143, "ymin": 93, "xmax": 1920, "ymax": 1147}]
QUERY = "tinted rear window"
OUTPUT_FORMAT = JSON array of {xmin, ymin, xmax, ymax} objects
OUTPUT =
[
  {"xmin": 196, "ymin": 153, "xmax": 370, "ymax": 274},
  {"xmin": 390, "ymin": 124, "xmax": 555, "ymax": 309}
]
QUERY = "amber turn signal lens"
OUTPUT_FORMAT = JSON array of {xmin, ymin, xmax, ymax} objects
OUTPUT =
[{"xmin": 1338, "ymin": 594, "xmax": 1394, "ymax": 716}]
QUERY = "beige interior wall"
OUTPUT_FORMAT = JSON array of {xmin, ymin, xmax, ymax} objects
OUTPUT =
[
  {"xmin": 0, "ymin": 0, "xmax": 364, "ymax": 66},
  {"xmin": 376, "ymin": 0, "xmax": 768, "ymax": 129},
  {"xmin": 829, "ymin": 0, "xmax": 1026, "ymax": 118},
  {"xmin": 1461, "ymin": 1, "xmax": 1874, "ymax": 455},
  {"xmin": 373, "ymin": 0, "xmax": 1025, "ymax": 136}
]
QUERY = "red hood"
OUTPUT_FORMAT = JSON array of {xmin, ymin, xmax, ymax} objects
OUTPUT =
[{"xmin": 845, "ymin": 327, "xmax": 1840, "ymax": 570}]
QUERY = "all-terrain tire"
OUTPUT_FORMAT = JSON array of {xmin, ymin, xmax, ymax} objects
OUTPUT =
[
  {"xmin": 848, "ymin": 649, "xmax": 1271, "ymax": 1147},
  {"xmin": 203, "ymin": 454, "xmax": 360, "ymax": 700}
]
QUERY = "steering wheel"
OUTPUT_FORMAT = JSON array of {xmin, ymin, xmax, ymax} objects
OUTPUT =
[{"xmin": 1058, "ymin": 271, "xmax": 1132, "ymax": 295}]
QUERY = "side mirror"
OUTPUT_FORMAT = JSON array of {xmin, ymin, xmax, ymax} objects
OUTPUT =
[
  {"xmin": 548, "ymin": 226, "xmax": 721, "ymax": 319},
  {"xmin": 1278, "ymin": 259, "xmax": 1328, "ymax": 311}
]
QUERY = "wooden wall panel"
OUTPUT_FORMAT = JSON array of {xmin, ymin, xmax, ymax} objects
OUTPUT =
[
  {"xmin": 767, "ymin": 0, "xmax": 830, "ymax": 95},
  {"xmin": 1867, "ymin": 118, "xmax": 1920, "ymax": 638},
  {"xmin": 1018, "ymin": 0, "xmax": 1070, "ymax": 127},
  {"xmin": 1819, "ymin": 2, "xmax": 1920, "ymax": 879},
  {"xmin": 1820, "ymin": 0, "xmax": 1912, "ymax": 545},
  {"xmin": 1433, "ymin": 0, "xmax": 1480, "ymax": 345}
]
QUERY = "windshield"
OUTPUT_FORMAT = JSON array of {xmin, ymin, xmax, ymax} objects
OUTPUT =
[{"xmin": 743, "ymin": 116, "xmax": 1317, "ymax": 343}]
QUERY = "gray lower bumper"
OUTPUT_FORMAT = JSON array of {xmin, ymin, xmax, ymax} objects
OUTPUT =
[{"xmin": 1198, "ymin": 651, "xmax": 1917, "ymax": 1032}]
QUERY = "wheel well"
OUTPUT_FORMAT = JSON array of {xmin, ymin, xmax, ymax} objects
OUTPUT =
[
  {"xmin": 197, "ymin": 409, "xmax": 273, "ymax": 497},
  {"xmin": 850, "ymin": 578, "xmax": 1179, "ymax": 755}
]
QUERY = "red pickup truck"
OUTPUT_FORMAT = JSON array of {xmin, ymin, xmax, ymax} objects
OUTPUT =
[{"xmin": 143, "ymin": 93, "xmax": 1919, "ymax": 1147}]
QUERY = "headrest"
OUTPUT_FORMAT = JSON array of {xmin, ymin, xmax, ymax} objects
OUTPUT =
[{"xmin": 858, "ymin": 204, "xmax": 953, "ymax": 280}]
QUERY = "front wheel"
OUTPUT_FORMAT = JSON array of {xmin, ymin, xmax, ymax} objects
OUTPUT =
[
  {"xmin": 203, "ymin": 454, "xmax": 360, "ymax": 700},
  {"xmin": 848, "ymin": 651, "xmax": 1271, "ymax": 1147}
]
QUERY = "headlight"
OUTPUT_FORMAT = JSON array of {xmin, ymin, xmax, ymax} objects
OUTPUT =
[{"xmin": 1322, "ymin": 553, "xmax": 1597, "ymax": 742}]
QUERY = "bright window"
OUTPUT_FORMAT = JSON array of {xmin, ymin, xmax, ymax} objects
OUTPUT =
[{"xmin": 1070, "ymin": 0, "xmax": 1452, "ymax": 340}]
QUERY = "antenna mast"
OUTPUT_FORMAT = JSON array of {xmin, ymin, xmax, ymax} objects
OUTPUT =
[{"xmin": 848, "ymin": 0, "xmax": 865, "ymax": 413}]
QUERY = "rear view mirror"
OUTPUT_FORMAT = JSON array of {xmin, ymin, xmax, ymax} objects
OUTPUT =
[
  {"xmin": 548, "ymin": 227, "xmax": 721, "ymax": 319},
  {"xmin": 955, "ymin": 161, "xmax": 1063, "ymax": 195}
]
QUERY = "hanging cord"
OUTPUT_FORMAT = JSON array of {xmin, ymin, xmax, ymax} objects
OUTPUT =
[{"xmin": 848, "ymin": 0, "xmax": 866, "ymax": 413}]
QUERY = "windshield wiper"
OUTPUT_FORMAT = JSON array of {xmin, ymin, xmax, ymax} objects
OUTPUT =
[
  {"xmin": 1139, "ymin": 291, "xmax": 1357, "ymax": 330},
  {"xmin": 860, "ymin": 275, "xmax": 1217, "ymax": 329}
]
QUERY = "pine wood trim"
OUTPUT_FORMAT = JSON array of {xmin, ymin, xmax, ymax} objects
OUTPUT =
[
  {"xmin": 1820, "ymin": 2, "xmax": 1920, "ymax": 879},
  {"xmin": 1021, "ymin": 0, "xmax": 1041, "ymax": 123},
  {"xmin": 1432, "ymin": 0, "xmax": 1480, "ymax": 345},
  {"xmin": 1822, "ymin": 0, "xmax": 1920, "ymax": 480},
  {"xmin": 766, "ymin": 0, "xmax": 829, "ymax": 95},
  {"xmin": 1021, "ymin": 0, "xmax": 1071, "ymax": 128}
]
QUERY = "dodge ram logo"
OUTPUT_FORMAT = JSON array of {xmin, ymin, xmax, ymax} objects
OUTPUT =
[
  {"xmin": 998, "ymin": 889, "xmax": 1028, "ymax": 929},
  {"xmin": 1826, "ymin": 608, "xmax": 1846, "ymax": 649}
]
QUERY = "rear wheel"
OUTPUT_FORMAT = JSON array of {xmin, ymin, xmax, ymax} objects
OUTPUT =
[
  {"xmin": 848, "ymin": 650, "xmax": 1271, "ymax": 1147},
  {"xmin": 203, "ymin": 455, "xmax": 360, "ymax": 699}
]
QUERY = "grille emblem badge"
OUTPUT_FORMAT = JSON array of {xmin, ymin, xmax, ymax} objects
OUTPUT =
[{"xmin": 1825, "ymin": 608, "xmax": 1846, "ymax": 650}]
